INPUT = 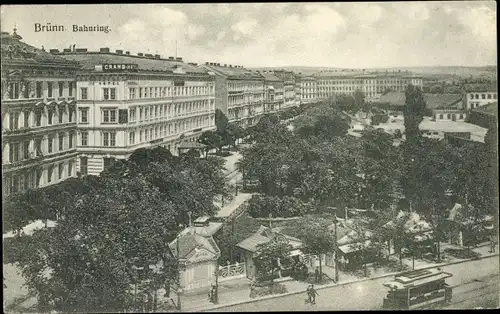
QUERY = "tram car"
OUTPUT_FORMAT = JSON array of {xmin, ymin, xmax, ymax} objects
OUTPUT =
[{"xmin": 382, "ymin": 268, "xmax": 453, "ymax": 309}]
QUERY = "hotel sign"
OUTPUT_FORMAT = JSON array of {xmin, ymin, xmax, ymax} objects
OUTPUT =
[{"xmin": 95, "ymin": 64, "xmax": 139, "ymax": 72}]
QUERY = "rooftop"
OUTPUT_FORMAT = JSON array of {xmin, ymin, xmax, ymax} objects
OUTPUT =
[
  {"xmin": 1, "ymin": 30, "xmax": 79, "ymax": 67},
  {"xmin": 260, "ymin": 72, "xmax": 282, "ymax": 82},
  {"xmin": 53, "ymin": 49, "xmax": 209, "ymax": 74},
  {"xmin": 375, "ymin": 92, "xmax": 463, "ymax": 109},
  {"xmin": 472, "ymin": 102, "xmax": 498, "ymax": 116},
  {"xmin": 169, "ymin": 230, "xmax": 220, "ymax": 259},
  {"xmin": 203, "ymin": 63, "xmax": 263, "ymax": 79},
  {"xmin": 236, "ymin": 225, "xmax": 302, "ymax": 253},
  {"xmin": 463, "ymin": 83, "xmax": 498, "ymax": 93},
  {"xmin": 313, "ymin": 70, "xmax": 421, "ymax": 78}
]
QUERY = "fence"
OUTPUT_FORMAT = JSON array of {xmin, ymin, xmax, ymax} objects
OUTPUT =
[{"xmin": 218, "ymin": 262, "xmax": 246, "ymax": 282}]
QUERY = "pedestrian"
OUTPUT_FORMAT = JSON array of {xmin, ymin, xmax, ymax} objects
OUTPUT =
[
  {"xmin": 309, "ymin": 284, "xmax": 319, "ymax": 304},
  {"xmin": 314, "ymin": 266, "xmax": 320, "ymax": 282},
  {"xmin": 305, "ymin": 284, "xmax": 312, "ymax": 304},
  {"xmin": 489, "ymin": 235, "xmax": 496, "ymax": 253}
]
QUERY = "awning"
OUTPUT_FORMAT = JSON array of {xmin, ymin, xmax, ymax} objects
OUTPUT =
[
  {"xmin": 414, "ymin": 231, "xmax": 433, "ymax": 242},
  {"xmin": 338, "ymin": 240, "xmax": 371, "ymax": 254}
]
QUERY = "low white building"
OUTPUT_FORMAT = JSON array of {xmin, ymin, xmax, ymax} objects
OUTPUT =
[{"xmin": 168, "ymin": 217, "xmax": 223, "ymax": 293}]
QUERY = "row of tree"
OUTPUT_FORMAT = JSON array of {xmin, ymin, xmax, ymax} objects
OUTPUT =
[{"xmin": 238, "ymin": 84, "xmax": 497, "ymax": 281}]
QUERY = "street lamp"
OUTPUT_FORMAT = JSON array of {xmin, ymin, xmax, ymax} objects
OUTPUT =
[
  {"xmin": 213, "ymin": 260, "xmax": 220, "ymax": 304},
  {"xmin": 332, "ymin": 213, "xmax": 339, "ymax": 283}
]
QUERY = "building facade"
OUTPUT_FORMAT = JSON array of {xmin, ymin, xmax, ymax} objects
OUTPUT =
[
  {"xmin": 260, "ymin": 71, "xmax": 284, "ymax": 114},
  {"xmin": 462, "ymin": 85, "xmax": 497, "ymax": 111},
  {"xmin": 55, "ymin": 48, "xmax": 216, "ymax": 176},
  {"xmin": 314, "ymin": 70, "xmax": 423, "ymax": 101},
  {"xmin": 201, "ymin": 63, "xmax": 265, "ymax": 127},
  {"xmin": 299, "ymin": 75, "xmax": 317, "ymax": 104},
  {"xmin": 273, "ymin": 70, "xmax": 296, "ymax": 108},
  {"xmin": 2, "ymin": 30, "xmax": 79, "ymax": 197}
]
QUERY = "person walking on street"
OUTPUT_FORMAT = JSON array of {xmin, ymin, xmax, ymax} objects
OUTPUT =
[
  {"xmin": 305, "ymin": 285, "xmax": 312, "ymax": 304},
  {"xmin": 314, "ymin": 266, "xmax": 320, "ymax": 282},
  {"xmin": 309, "ymin": 284, "xmax": 319, "ymax": 304}
]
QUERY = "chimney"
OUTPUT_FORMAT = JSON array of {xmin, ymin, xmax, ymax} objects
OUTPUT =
[
  {"xmin": 125, "ymin": 51, "xmax": 130, "ymax": 55},
  {"xmin": 63, "ymin": 48, "xmax": 71, "ymax": 53},
  {"xmin": 217, "ymin": 63, "xmax": 220, "ymax": 66},
  {"xmin": 137, "ymin": 53, "xmax": 144, "ymax": 56},
  {"xmin": 116, "ymin": 49, "xmax": 123, "ymax": 54},
  {"xmin": 49, "ymin": 49, "xmax": 59, "ymax": 54},
  {"xmin": 154, "ymin": 54, "xmax": 160, "ymax": 59},
  {"xmin": 100, "ymin": 47, "xmax": 110, "ymax": 53},
  {"xmin": 229, "ymin": 65, "xmax": 232, "ymax": 68},
  {"xmin": 75, "ymin": 48, "xmax": 87, "ymax": 53},
  {"xmin": 176, "ymin": 57, "xmax": 182, "ymax": 61},
  {"xmin": 169, "ymin": 56, "xmax": 175, "ymax": 60},
  {"xmin": 145, "ymin": 53, "xmax": 153, "ymax": 57},
  {"xmin": 224, "ymin": 64, "xmax": 227, "ymax": 67},
  {"xmin": 205, "ymin": 61, "xmax": 209, "ymax": 65}
]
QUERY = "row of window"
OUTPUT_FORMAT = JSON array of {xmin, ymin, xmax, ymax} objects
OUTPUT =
[
  {"xmin": 228, "ymin": 83, "xmax": 263, "ymax": 91},
  {"xmin": 3, "ymin": 81, "xmax": 74, "ymax": 100},
  {"xmin": 469, "ymin": 93, "xmax": 497, "ymax": 100},
  {"xmin": 6, "ymin": 107, "xmax": 76, "ymax": 130},
  {"xmin": 79, "ymin": 115, "xmax": 212, "ymax": 147},
  {"xmin": 437, "ymin": 113, "xmax": 464, "ymax": 120},
  {"xmin": 128, "ymin": 85, "xmax": 213, "ymax": 100},
  {"xmin": 129, "ymin": 101, "xmax": 213, "ymax": 122},
  {"xmin": 3, "ymin": 159, "xmax": 74, "ymax": 196},
  {"xmin": 317, "ymin": 80, "xmax": 417, "ymax": 85},
  {"xmin": 7, "ymin": 132, "xmax": 76, "ymax": 163}
]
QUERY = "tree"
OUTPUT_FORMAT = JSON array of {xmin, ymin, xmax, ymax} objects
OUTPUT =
[
  {"xmin": 254, "ymin": 235, "xmax": 293, "ymax": 282},
  {"xmin": 226, "ymin": 122, "xmax": 245, "ymax": 148},
  {"xmin": 198, "ymin": 130, "xmax": 223, "ymax": 155},
  {"xmin": 403, "ymin": 84, "xmax": 426, "ymax": 143},
  {"xmin": 17, "ymin": 174, "xmax": 179, "ymax": 313},
  {"xmin": 215, "ymin": 109, "xmax": 229, "ymax": 133},
  {"xmin": 399, "ymin": 138, "xmax": 455, "ymax": 217},
  {"xmin": 293, "ymin": 217, "xmax": 336, "ymax": 281}
]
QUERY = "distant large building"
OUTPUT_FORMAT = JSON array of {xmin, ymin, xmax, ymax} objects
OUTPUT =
[
  {"xmin": 314, "ymin": 70, "xmax": 423, "ymax": 101},
  {"xmin": 201, "ymin": 63, "xmax": 265, "ymax": 127},
  {"xmin": 462, "ymin": 84, "xmax": 497, "ymax": 111},
  {"xmin": 2, "ymin": 29, "xmax": 80, "ymax": 196},
  {"xmin": 54, "ymin": 47, "xmax": 216, "ymax": 176},
  {"xmin": 260, "ymin": 71, "xmax": 284, "ymax": 113},
  {"xmin": 273, "ymin": 70, "xmax": 297, "ymax": 108},
  {"xmin": 298, "ymin": 74, "xmax": 317, "ymax": 105}
]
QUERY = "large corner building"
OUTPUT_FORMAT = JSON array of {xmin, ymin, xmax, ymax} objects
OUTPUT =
[
  {"xmin": 2, "ymin": 29, "xmax": 79, "ymax": 197},
  {"xmin": 54, "ymin": 48, "xmax": 216, "ymax": 176}
]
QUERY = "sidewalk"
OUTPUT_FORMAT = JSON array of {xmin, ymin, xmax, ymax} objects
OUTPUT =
[
  {"xmin": 185, "ymin": 243, "xmax": 499, "ymax": 312},
  {"xmin": 214, "ymin": 193, "xmax": 252, "ymax": 219}
]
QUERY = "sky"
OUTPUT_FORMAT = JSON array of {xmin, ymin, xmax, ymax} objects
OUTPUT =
[{"xmin": 1, "ymin": 2, "xmax": 497, "ymax": 68}]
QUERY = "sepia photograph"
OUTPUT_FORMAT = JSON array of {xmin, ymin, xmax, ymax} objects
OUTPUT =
[{"xmin": 1, "ymin": 2, "xmax": 498, "ymax": 312}]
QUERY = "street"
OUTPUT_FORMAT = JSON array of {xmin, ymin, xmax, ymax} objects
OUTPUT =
[{"xmin": 207, "ymin": 256, "xmax": 499, "ymax": 311}]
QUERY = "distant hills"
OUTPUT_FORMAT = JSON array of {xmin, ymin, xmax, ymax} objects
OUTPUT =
[{"xmin": 249, "ymin": 66, "xmax": 497, "ymax": 78}]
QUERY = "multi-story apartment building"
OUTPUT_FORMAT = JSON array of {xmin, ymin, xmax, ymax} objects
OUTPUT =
[
  {"xmin": 260, "ymin": 71, "xmax": 284, "ymax": 113},
  {"xmin": 462, "ymin": 84, "xmax": 497, "ymax": 111},
  {"xmin": 298, "ymin": 75, "xmax": 317, "ymax": 104},
  {"xmin": 54, "ymin": 48, "xmax": 216, "ymax": 176},
  {"xmin": 1, "ymin": 29, "xmax": 79, "ymax": 197},
  {"xmin": 314, "ymin": 70, "xmax": 423, "ymax": 101},
  {"xmin": 273, "ymin": 70, "xmax": 296, "ymax": 108},
  {"xmin": 294, "ymin": 73, "xmax": 302, "ymax": 106},
  {"xmin": 201, "ymin": 63, "xmax": 265, "ymax": 127}
]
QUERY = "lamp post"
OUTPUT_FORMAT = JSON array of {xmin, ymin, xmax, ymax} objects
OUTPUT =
[
  {"xmin": 214, "ymin": 260, "xmax": 219, "ymax": 304},
  {"xmin": 176, "ymin": 233, "xmax": 182, "ymax": 311},
  {"xmin": 332, "ymin": 213, "xmax": 339, "ymax": 283}
]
